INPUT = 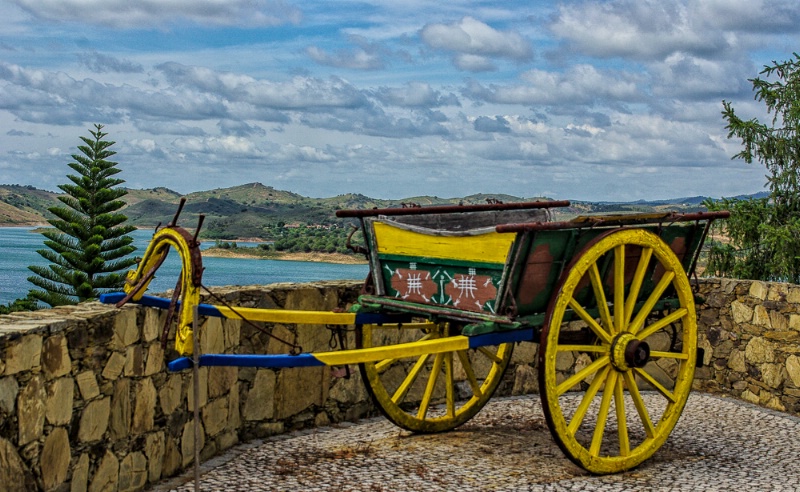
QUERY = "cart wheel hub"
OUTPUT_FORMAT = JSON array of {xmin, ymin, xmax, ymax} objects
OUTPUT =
[{"xmin": 610, "ymin": 333, "xmax": 650, "ymax": 371}]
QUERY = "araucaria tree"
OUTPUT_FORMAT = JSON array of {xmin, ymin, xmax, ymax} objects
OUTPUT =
[
  {"xmin": 705, "ymin": 54, "xmax": 800, "ymax": 284},
  {"xmin": 28, "ymin": 124, "xmax": 137, "ymax": 306}
]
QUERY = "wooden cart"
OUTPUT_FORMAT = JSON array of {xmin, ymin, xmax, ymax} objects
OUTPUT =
[{"xmin": 102, "ymin": 199, "xmax": 728, "ymax": 474}]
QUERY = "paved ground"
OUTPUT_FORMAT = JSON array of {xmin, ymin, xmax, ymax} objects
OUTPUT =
[{"xmin": 154, "ymin": 393, "xmax": 800, "ymax": 491}]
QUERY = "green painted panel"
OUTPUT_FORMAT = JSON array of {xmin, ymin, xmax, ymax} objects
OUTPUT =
[{"xmin": 377, "ymin": 254, "xmax": 506, "ymax": 314}]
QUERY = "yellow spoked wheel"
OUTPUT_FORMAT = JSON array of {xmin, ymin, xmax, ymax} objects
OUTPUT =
[
  {"xmin": 357, "ymin": 322, "xmax": 513, "ymax": 433},
  {"xmin": 539, "ymin": 228, "xmax": 697, "ymax": 474}
]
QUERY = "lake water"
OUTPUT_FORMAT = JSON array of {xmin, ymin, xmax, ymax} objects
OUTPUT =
[{"xmin": 0, "ymin": 227, "xmax": 369, "ymax": 305}]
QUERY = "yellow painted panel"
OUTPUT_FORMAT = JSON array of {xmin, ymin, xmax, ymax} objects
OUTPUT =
[
  {"xmin": 215, "ymin": 306, "xmax": 356, "ymax": 325},
  {"xmin": 314, "ymin": 336, "xmax": 469, "ymax": 366},
  {"xmin": 372, "ymin": 221, "xmax": 515, "ymax": 264}
]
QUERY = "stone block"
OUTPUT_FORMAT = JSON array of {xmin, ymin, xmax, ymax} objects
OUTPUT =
[
  {"xmin": 0, "ymin": 437, "xmax": 35, "ymax": 491},
  {"xmin": 752, "ymin": 305, "xmax": 771, "ymax": 328},
  {"xmin": 45, "ymin": 377, "xmax": 74, "ymax": 426},
  {"xmin": 790, "ymin": 314, "xmax": 800, "ymax": 331},
  {"xmin": 78, "ymin": 397, "xmax": 110, "ymax": 442},
  {"xmin": 109, "ymin": 378, "xmax": 131, "ymax": 440},
  {"xmin": 510, "ymin": 341, "xmax": 538, "ymax": 365},
  {"xmin": 40, "ymin": 427, "xmax": 70, "ymax": 491},
  {"xmin": 124, "ymin": 345, "xmax": 144, "ymax": 377},
  {"xmin": 760, "ymin": 363, "xmax": 783, "ymax": 389},
  {"xmin": 223, "ymin": 319, "xmax": 241, "ymax": 350},
  {"xmin": 89, "ymin": 450, "xmax": 119, "ymax": 492},
  {"xmin": 162, "ymin": 438, "xmax": 182, "ymax": 478},
  {"xmin": 202, "ymin": 396, "xmax": 229, "ymax": 437},
  {"xmin": 730, "ymin": 301, "xmax": 753, "ymax": 324},
  {"xmin": 745, "ymin": 337, "xmax": 775, "ymax": 364},
  {"xmin": 70, "ymin": 453, "xmax": 89, "ymax": 492},
  {"xmin": 0, "ymin": 376, "xmax": 19, "ymax": 413},
  {"xmin": 208, "ymin": 365, "xmax": 237, "ymax": 399},
  {"xmin": 4, "ymin": 334, "xmax": 42, "ymax": 375},
  {"xmin": 133, "ymin": 378, "xmax": 157, "ymax": 435},
  {"xmin": 512, "ymin": 364, "xmax": 538, "ymax": 395},
  {"xmin": 112, "ymin": 309, "xmax": 140, "ymax": 349},
  {"xmin": 749, "ymin": 281, "xmax": 768, "ymax": 300},
  {"xmin": 228, "ymin": 382, "xmax": 241, "ymax": 430},
  {"xmin": 144, "ymin": 432, "xmax": 165, "ymax": 483},
  {"xmin": 76, "ymin": 370, "xmax": 100, "ymax": 401},
  {"xmin": 144, "ymin": 343, "xmax": 164, "ymax": 376},
  {"xmin": 244, "ymin": 369, "xmax": 275, "ymax": 421},
  {"xmin": 275, "ymin": 366, "xmax": 329, "ymax": 419},
  {"xmin": 266, "ymin": 325, "xmax": 296, "ymax": 355},
  {"xmin": 42, "ymin": 335, "xmax": 71, "ymax": 380},
  {"xmin": 102, "ymin": 352, "xmax": 126, "ymax": 381},
  {"xmin": 17, "ymin": 374, "xmax": 45, "ymax": 446},
  {"xmin": 187, "ymin": 367, "xmax": 209, "ymax": 412},
  {"xmin": 788, "ymin": 287, "xmax": 800, "ymax": 304},
  {"xmin": 728, "ymin": 350, "xmax": 747, "ymax": 373},
  {"xmin": 770, "ymin": 311, "xmax": 789, "ymax": 331},
  {"xmin": 159, "ymin": 374, "xmax": 183, "ymax": 416},
  {"xmin": 143, "ymin": 308, "xmax": 161, "ymax": 343},
  {"xmin": 217, "ymin": 430, "xmax": 238, "ymax": 452},
  {"xmin": 767, "ymin": 283, "xmax": 788, "ymax": 301},
  {"xmin": 329, "ymin": 371, "xmax": 368, "ymax": 404},
  {"xmin": 200, "ymin": 317, "xmax": 225, "ymax": 355},
  {"xmin": 181, "ymin": 419, "xmax": 206, "ymax": 468},
  {"xmin": 118, "ymin": 452, "xmax": 147, "ymax": 492},
  {"xmin": 786, "ymin": 355, "xmax": 800, "ymax": 387}
]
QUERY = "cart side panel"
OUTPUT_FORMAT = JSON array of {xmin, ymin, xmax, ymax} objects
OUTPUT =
[
  {"xmin": 510, "ymin": 222, "xmax": 708, "ymax": 318},
  {"xmin": 364, "ymin": 218, "xmax": 516, "ymax": 314}
]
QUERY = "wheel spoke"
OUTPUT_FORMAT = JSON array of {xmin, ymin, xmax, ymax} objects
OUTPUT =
[
  {"xmin": 445, "ymin": 352, "xmax": 455, "ymax": 418},
  {"xmin": 624, "ymin": 247, "xmax": 653, "ymax": 327},
  {"xmin": 633, "ymin": 367, "xmax": 677, "ymax": 403},
  {"xmin": 567, "ymin": 364, "xmax": 611, "ymax": 435},
  {"xmin": 477, "ymin": 346, "xmax": 503, "ymax": 364},
  {"xmin": 557, "ymin": 344, "xmax": 608, "ymax": 353},
  {"xmin": 417, "ymin": 353, "xmax": 444, "ymax": 419},
  {"xmin": 614, "ymin": 245, "xmax": 625, "ymax": 334},
  {"xmin": 636, "ymin": 308, "xmax": 688, "ymax": 341},
  {"xmin": 568, "ymin": 298, "xmax": 613, "ymax": 344},
  {"xmin": 374, "ymin": 333, "xmax": 433, "ymax": 373},
  {"xmin": 622, "ymin": 370, "xmax": 656, "ymax": 438},
  {"xmin": 391, "ymin": 353, "xmax": 431, "ymax": 404},
  {"xmin": 629, "ymin": 271, "xmax": 675, "ymax": 335},
  {"xmin": 456, "ymin": 350, "xmax": 484, "ymax": 399},
  {"xmin": 589, "ymin": 370, "xmax": 618, "ymax": 456},
  {"xmin": 589, "ymin": 263, "xmax": 614, "ymax": 335},
  {"xmin": 614, "ymin": 374, "xmax": 630, "ymax": 457},
  {"xmin": 557, "ymin": 355, "xmax": 610, "ymax": 396},
  {"xmin": 649, "ymin": 350, "xmax": 689, "ymax": 360}
]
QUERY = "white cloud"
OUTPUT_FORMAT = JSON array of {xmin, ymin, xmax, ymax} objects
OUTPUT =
[
  {"xmin": 420, "ymin": 16, "xmax": 533, "ymax": 69},
  {"xmin": 10, "ymin": 0, "xmax": 302, "ymax": 28}
]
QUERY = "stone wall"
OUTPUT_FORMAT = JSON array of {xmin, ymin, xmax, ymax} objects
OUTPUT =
[
  {"xmin": 693, "ymin": 278, "xmax": 800, "ymax": 414},
  {"xmin": 0, "ymin": 278, "xmax": 798, "ymax": 491},
  {"xmin": 0, "ymin": 281, "xmax": 373, "ymax": 492}
]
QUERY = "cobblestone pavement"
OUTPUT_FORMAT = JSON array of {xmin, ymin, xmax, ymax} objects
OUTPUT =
[{"xmin": 154, "ymin": 393, "xmax": 800, "ymax": 491}]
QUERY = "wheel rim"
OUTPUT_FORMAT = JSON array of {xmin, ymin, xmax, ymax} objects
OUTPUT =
[
  {"xmin": 358, "ymin": 322, "xmax": 513, "ymax": 433},
  {"xmin": 539, "ymin": 228, "xmax": 697, "ymax": 474}
]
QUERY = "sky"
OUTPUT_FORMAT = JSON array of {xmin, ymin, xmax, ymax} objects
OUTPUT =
[{"xmin": 0, "ymin": 1, "xmax": 798, "ymax": 202}]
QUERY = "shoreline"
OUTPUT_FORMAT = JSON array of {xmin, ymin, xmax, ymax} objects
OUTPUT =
[{"xmin": 202, "ymin": 248, "xmax": 367, "ymax": 265}]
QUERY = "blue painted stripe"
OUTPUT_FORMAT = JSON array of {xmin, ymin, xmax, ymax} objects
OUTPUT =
[
  {"xmin": 468, "ymin": 328, "xmax": 535, "ymax": 348},
  {"xmin": 167, "ymin": 353, "xmax": 326, "ymax": 371}
]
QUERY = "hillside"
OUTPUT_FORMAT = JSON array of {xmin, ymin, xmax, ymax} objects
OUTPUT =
[{"xmin": 0, "ymin": 182, "xmax": 748, "ymax": 238}]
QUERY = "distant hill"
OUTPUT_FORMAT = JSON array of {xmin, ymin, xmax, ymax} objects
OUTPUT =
[{"xmin": 0, "ymin": 182, "xmax": 764, "ymax": 239}]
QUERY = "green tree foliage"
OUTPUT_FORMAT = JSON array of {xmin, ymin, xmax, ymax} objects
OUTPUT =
[
  {"xmin": 705, "ymin": 54, "xmax": 800, "ymax": 283},
  {"xmin": 27, "ymin": 125, "xmax": 137, "ymax": 306}
]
